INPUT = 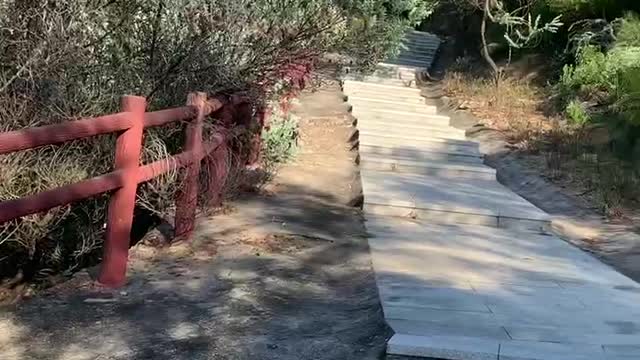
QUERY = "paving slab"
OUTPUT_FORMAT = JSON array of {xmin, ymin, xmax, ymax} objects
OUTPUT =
[
  {"xmin": 358, "ymin": 128, "xmax": 469, "ymax": 143},
  {"xmin": 354, "ymin": 118, "xmax": 463, "ymax": 134},
  {"xmin": 342, "ymin": 80, "xmax": 422, "ymax": 93},
  {"xmin": 361, "ymin": 170, "xmax": 550, "ymax": 223},
  {"xmin": 359, "ymin": 144, "xmax": 484, "ymax": 164},
  {"xmin": 359, "ymin": 134, "xmax": 480, "ymax": 156},
  {"xmin": 388, "ymin": 334, "xmax": 500, "ymax": 360},
  {"xmin": 358, "ymin": 130, "xmax": 476, "ymax": 146},
  {"xmin": 350, "ymin": 108, "xmax": 451, "ymax": 125},
  {"xmin": 603, "ymin": 345, "xmax": 640, "ymax": 358},
  {"xmin": 342, "ymin": 74, "xmax": 419, "ymax": 87},
  {"xmin": 349, "ymin": 97, "xmax": 438, "ymax": 113},
  {"xmin": 387, "ymin": 319, "xmax": 510, "ymax": 340},
  {"xmin": 499, "ymin": 342, "xmax": 605, "ymax": 360},
  {"xmin": 383, "ymin": 58, "xmax": 433, "ymax": 68},
  {"xmin": 345, "ymin": 91, "xmax": 428, "ymax": 104},
  {"xmin": 359, "ymin": 155, "xmax": 496, "ymax": 179}
]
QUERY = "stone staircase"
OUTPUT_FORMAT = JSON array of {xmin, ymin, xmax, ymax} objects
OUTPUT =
[{"xmin": 343, "ymin": 30, "xmax": 640, "ymax": 360}]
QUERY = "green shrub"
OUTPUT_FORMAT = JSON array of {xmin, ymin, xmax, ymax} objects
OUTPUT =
[
  {"xmin": 565, "ymin": 99, "xmax": 592, "ymax": 124},
  {"xmin": 615, "ymin": 66, "xmax": 640, "ymax": 125},
  {"xmin": 560, "ymin": 46, "xmax": 613, "ymax": 94},
  {"xmin": 615, "ymin": 13, "xmax": 640, "ymax": 46},
  {"xmin": 558, "ymin": 44, "xmax": 640, "ymax": 110},
  {"xmin": 544, "ymin": 0, "xmax": 639, "ymax": 20},
  {"xmin": 262, "ymin": 115, "xmax": 298, "ymax": 167}
]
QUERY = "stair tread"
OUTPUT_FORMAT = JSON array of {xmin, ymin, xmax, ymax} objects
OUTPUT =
[
  {"xmin": 358, "ymin": 129, "xmax": 468, "ymax": 142},
  {"xmin": 361, "ymin": 170, "xmax": 550, "ymax": 221},
  {"xmin": 360, "ymin": 154, "xmax": 495, "ymax": 173},
  {"xmin": 356, "ymin": 121, "xmax": 463, "ymax": 135}
]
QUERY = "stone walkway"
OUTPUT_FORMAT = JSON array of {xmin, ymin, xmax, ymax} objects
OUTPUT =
[{"xmin": 344, "ymin": 31, "xmax": 640, "ymax": 360}]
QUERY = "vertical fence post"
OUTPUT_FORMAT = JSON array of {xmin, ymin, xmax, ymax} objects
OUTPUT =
[
  {"xmin": 174, "ymin": 92, "xmax": 206, "ymax": 240},
  {"xmin": 247, "ymin": 104, "xmax": 267, "ymax": 168},
  {"xmin": 203, "ymin": 136, "xmax": 228, "ymax": 208},
  {"xmin": 98, "ymin": 95, "xmax": 146, "ymax": 287}
]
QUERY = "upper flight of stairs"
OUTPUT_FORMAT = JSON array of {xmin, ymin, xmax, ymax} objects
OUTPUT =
[{"xmin": 342, "ymin": 30, "xmax": 550, "ymax": 233}]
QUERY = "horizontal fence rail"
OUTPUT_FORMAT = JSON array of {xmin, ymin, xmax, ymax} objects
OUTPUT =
[
  {"xmin": 0, "ymin": 60, "xmax": 314, "ymax": 288},
  {"xmin": 0, "ymin": 92, "xmax": 243, "ymax": 287}
]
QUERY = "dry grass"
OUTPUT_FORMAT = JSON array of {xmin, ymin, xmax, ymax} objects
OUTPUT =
[
  {"xmin": 443, "ymin": 68, "xmax": 640, "ymax": 220},
  {"xmin": 444, "ymin": 71, "xmax": 554, "ymax": 145}
]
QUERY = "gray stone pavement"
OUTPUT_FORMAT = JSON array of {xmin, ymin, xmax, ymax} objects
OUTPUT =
[{"xmin": 344, "ymin": 30, "xmax": 640, "ymax": 359}]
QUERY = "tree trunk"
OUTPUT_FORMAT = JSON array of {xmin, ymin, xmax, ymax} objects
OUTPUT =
[{"xmin": 480, "ymin": 0, "xmax": 500, "ymax": 81}]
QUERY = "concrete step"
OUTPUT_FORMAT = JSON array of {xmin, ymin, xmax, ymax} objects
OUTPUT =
[
  {"xmin": 359, "ymin": 144, "xmax": 483, "ymax": 165},
  {"xmin": 388, "ymin": 319, "xmax": 509, "ymax": 341},
  {"xmin": 341, "ymin": 74, "xmax": 418, "ymax": 88},
  {"xmin": 398, "ymin": 46, "xmax": 439, "ymax": 55},
  {"xmin": 358, "ymin": 133, "xmax": 480, "ymax": 157},
  {"xmin": 359, "ymin": 154, "xmax": 496, "ymax": 180},
  {"xmin": 401, "ymin": 40, "xmax": 440, "ymax": 51},
  {"xmin": 350, "ymin": 108, "xmax": 450, "ymax": 126},
  {"xmin": 386, "ymin": 56, "xmax": 433, "ymax": 66},
  {"xmin": 361, "ymin": 170, "xmax": 551, "ymax": 232},
  {"xmin": 343, "ymin": 66, "xmax": 418, "ymax": 81},
  {"xmin": 343, "ymin": 87, "xmax": 424, "ymax": 100},
  {"xmin": 342, "ymin": 80, "xmax": 422, "ymax": 94},
  {"xmin": 358, "ymin": 129, "xmax": 476, "ymax": 147},
  {"xmin": 357, "ymin": 125, "xmax": 463, "ymax": 143},
  {"xmin": 370, "ymin": 63, "xmax": 426, "ymax": 78},
  {"xmin": 406, "ymin": 30, "xmax": 441, "ymax": 42},
  {"xmin": 388, "ymin": 334, "xmax": 500, "ymax": 359},
  {"xmin": 399, "ymin": 43, "xmax": 439, "ymax": 53},
  {"xmin": 388, "ymin": 333, "xmax": 638, "ymax": 360},
  {"xmin": 345, "ymin": 92, "xmax": 426, "ymax": 105},
  {"xmin": 382, "ymin": 58, "xmax": 433, "ymax": 69},
  {"xmin": 399, "ymin": 47, "xmax": 438, "ymax": 57},
  {"xmin": 403, "ymin": 34, "xmax": 441, "ymax": 47},
  {"xmin": 348, "ymin": 98, "xmax": 437, "ymax": 114},
  {"xmin": 377, "ymin": 62, "xmax": 428, "ymax": 72},
  {"xmin": 392, "ymin": 56, "xmax": 435, "ymax": 67},
  {"xmin": 358, "ymin": 128, "xmax": 469, "ymax": 144},
  {"xmin": 354, "ymin": 119, "xmax": 464, "ymax": 137}
]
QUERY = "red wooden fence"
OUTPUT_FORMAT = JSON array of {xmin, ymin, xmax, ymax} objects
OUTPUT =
[
  {"xmin": 0, "ymin": 60, "xmax": 313, "ymax": 288},
  {"xmin": 0, "ymin": 92, "xmax": 246, "ymax": 287}
]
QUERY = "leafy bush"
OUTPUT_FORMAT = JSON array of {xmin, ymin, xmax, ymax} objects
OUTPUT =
[
  {"xmin": 565, "ymin": 99, "xmax": 592, "ymax": 124},
  {"xmin": 615, "ymin": 66, "xmax": 640, "ymax": 125},
  {"xmin": 616, "ymin": 13, "xmax": 640, "ymax": 46},
  {"xmin": 262, "ymin": 115, "xmax": 299, "ymax": 167},
  {"xmin": 559, "ymin": 45, "xmax": 613, "ymax": 95},
  {"xmin": 0, "ymin": 0, "xmax": 435, "ymax": 282}
]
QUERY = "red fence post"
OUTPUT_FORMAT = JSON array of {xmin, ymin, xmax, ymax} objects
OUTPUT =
[
  {"xmin": 174, "ymin": 92, "xmax": 206, "ymax": 240},
  {"xmin": 98, "ymin": 95, "xmax": 146, "ymax": 287},
  {"xmin": 203, "ymin": 136, "xmax": 228, "ymax": 208}
]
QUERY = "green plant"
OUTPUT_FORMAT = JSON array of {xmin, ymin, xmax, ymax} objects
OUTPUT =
[
  {"xmin": 262, "ymin": 115, "xmax": 298, "ymax": 167},
  {"xmin": 615, "ymin": 66, "xmax": 640, "ymax": 125},
  {"xmin": 615, "ymin": 13, "xmax": 640, "ymax": 46},
  {"xmin": 565, "ymin": 99, "xmax": 591, "ymax": 124},
  {"xmin": 560, "ymin": 46, "xmax": 613, "ymax": 93}
]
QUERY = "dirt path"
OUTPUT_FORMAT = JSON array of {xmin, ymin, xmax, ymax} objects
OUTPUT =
[{"xmin": 0, "ymin": 68, "xmax": 391, "ymax": 360}]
